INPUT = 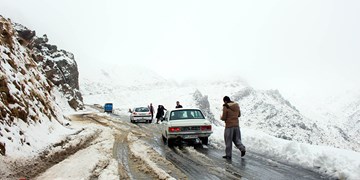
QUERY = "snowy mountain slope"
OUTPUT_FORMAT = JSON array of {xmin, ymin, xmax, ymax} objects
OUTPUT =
[
  {"xmin": 338, "ymin": 91, "xmax": 360, "ymax": 147},
  {"xmin": 185, "ymin": 80, "xmax": 359, "ymax": 151},
  {"xmin": 80, "ymin": 63, "xmax": 184, "ymax": 112},
  {"xmin": 80, "ymin": 63, "xmax": 177, "ymax": 95},
  {"xmin": 0, "ymin": 16, "xmax": 80, "ymax": 157},
  {"xmin": 231, "ymin": 88, "xmax": 359, "ymax": 150},
  {"xmin": 291, "ymin": 90, "xmax": 360, "ymax": 150},
  {"xmin": 291, "ymin": 89, "xmax": 360, "ymax": 124}
]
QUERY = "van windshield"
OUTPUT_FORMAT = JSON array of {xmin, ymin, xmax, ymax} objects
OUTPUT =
[{"xmin": 170, "ymin": 110, "xmax": 205, "ymax": 120}]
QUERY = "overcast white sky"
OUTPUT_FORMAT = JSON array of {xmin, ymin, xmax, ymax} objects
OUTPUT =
[{"xmin": 2, "ymin": 0, "xmax": 360, "ymax": 100}]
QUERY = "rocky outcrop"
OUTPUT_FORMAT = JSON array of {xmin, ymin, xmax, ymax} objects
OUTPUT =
[
  {"xmin": 14, "ymin": 23, "xmax": 83, "ymax": 110},
  {"xmin": 193, "ymin": 90, "xmax": 220, "ymax": 126},
  {"xmin": 0, "ymin": 16, "xmax": 82, "ymax": 156}
]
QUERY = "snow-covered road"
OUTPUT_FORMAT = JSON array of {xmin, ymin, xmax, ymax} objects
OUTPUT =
[
  {"xmin": 2, "ymin": 109, "xmax": 332, "ymax": 179},
  {"xmin": 108, "ymin": 113, "xmax": 329, "ymax": 180}
]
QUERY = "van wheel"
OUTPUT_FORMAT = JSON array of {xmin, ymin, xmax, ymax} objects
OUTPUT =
[{"xmin": 200, "ymin": 137, "xmax": 208, "ymax": 145}]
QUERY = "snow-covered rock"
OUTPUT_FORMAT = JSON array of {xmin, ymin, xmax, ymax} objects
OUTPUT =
[
  {"xmin": 14, "ymin": 23, "xmax": 84, "ymax": 110},
  {"xmin": 0, "ymin": 16, "xmax": 82, "ymax": 157}
]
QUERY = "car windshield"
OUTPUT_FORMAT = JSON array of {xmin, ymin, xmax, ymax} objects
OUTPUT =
[
  {"xmin": 134, "ymin": 107, "xmax": 149, "ymax": 112},
  {"xmin": 170, "ymin": 110, "xmax": 205, "ymax": 120}
]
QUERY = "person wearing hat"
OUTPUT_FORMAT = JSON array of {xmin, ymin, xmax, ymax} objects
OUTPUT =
[{"xmin": 220, "ymin": 96, "xmax": 246, "ymax": 159}]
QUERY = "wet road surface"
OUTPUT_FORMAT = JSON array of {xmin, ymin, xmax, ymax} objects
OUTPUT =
[{"xmin": 109, "ymin": 112, "xmax": 331, "ymax": 180}]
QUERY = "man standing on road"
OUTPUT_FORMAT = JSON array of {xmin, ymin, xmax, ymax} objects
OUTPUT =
[
  {"xmin": 175, "ymin": 101, "xmax": 183, "ymax": 108},
  {"xmin": 220, "ymin": 96, "xmax": 246, "ymax": 159},
  {"xmin": 148, "ymin": 103, "xmax": 155, "ymax": 122}
]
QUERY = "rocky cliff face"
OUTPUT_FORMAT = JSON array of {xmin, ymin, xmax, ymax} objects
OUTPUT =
[
  {"xmin": 193, "ymin": 90, "xmax": 220, "ymax": 126},
  {"xmin": 0, "ymin": 16, "xmax": 82, "ymax": 156},
  {"xmin": 14, "ymin": 23, "xmax": 83, "ymax": 110}
]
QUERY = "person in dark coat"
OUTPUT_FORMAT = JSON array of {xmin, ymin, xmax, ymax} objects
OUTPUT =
[
  {"xmin": 148, "ymin": 103, "xmax": 155, "ymax": 121},
  {"xmin": 156, "ymin": 105, "xmax": 167, "ymax": 124},
  {"xmin": 220, "ymin": 96, "xmax": 246, "ymax": 160}
]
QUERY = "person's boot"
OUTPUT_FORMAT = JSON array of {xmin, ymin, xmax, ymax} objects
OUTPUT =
[
  {"xmin": 241, "ymin": 150, "xmax": 246, "ymax": 157},
  {"xmin": 222, "ymin": 155, "xmax": 231, "ymax": 160}
]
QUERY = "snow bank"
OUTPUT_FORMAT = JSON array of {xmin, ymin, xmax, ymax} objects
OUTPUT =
[
  {"xmin": 35, "ymin": 124, "xmax": 118, "ymax": 179},
  {"xmin": 210, "ymin": 126, "xmax": 360, "ymax": 179},
  {"xmin": 127, "ymin": 132, "xmax": 176, "ymax": 180},
  {"xmin": 4, "ymin": 117, "xmax": 74, "ymax": 158}
]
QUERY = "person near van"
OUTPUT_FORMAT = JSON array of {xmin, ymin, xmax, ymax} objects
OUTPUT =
[{"xmin": 220, "ymin": 96, "xmax": 246, "ymax": 159}]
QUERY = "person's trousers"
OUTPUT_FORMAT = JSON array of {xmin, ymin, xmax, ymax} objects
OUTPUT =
[{"xmin": 224, "ymin": 126, "xmax": 246, "ymax": 157}]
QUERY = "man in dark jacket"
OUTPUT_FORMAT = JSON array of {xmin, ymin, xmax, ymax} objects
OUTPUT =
[
  {"xmin": 175, "ymin": 101, "xmax": 183, "ymax": 108},
  {"xmin": 220, "ymin": 96, "xmax": 246, "ymax": 159},
  {"xmin": 148, "ymin": 103, "xmax": 155, "ymax": 122}
]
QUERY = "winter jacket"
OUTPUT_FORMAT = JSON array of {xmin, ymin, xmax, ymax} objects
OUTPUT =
[
  {"xmin": 156, "ymin": 106, "xmax": 166, "ymax": 118},
  {"xmin": 220, "ymin": 102, "xmax": 241, "ymax": 128},
  {"xmin": 149, "ymin": 105, "xmax": 154, "ymax": 113}
]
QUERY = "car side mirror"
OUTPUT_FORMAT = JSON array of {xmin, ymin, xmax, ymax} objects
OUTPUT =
[{"xmin": 128, "ymin": 108, "xmax": 132, "ymax": 113}]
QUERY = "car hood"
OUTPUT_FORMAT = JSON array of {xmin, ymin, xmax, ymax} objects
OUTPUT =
[{"xmin": 168, "ymin": 119, "xmax": 212, "ymax": 127}]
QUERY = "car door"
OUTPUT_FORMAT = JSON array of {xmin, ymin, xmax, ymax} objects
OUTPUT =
[{"xmin": 161, "ymin": 111, "xmax": 170, "ymax": 137}]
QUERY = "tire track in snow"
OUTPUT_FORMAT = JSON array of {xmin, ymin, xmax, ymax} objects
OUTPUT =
[{"xmin": 195, "ymin": 145, "xmax": 329, "ymax": 180}]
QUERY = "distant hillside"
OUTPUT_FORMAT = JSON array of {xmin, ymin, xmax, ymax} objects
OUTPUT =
[
  {"xmin": 80, "ymin": 63, "xmax": 177, "ymax": 95},
  {"xmin": 230, "ymin": 87, "xmax": 359, "ymax": 151},
  {"xmin": 0, "ymin": 16, "xmax": 82, "ymax": 156}
]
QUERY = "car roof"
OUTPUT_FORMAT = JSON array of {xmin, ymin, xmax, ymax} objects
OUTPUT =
[
  {"xmin": 133, "ymin": 106, "xmax": 149, "ymax": 109},
  {"xmin": 168, "ymin": 108, "xmax": 201, "ymax": 111}
]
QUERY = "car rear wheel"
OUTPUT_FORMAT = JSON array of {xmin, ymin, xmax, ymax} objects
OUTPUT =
[
  {"xmin": 200, "ymin": 137, "xmax": 208, "ymax": 145},
  {"xmin": 167, "ymin": 138, "xmax": 175, "ymax": 147}
]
